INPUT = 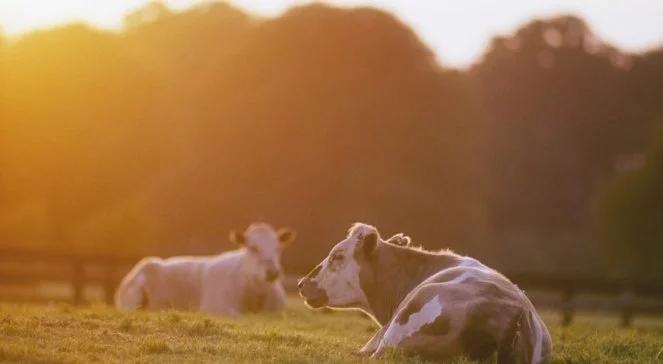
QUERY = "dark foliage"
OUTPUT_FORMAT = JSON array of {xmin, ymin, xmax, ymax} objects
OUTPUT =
[{"xmin": 1, "ymin": 3, "xmax": 661, "ymax": 275}]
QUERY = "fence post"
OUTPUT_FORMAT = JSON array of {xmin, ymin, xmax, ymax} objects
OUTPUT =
[
  {"xmin": 561, "ymin": 285, "xmax": 574, "ymax": 326},
  {"xmin": 619, "ymin": 289, "xmax": 634, "ymax": 328},
  {"xmin": 72, "ymin": 261, "xmax": 84, "ymax": 305},
  {"xmin": 104, "ymin": 265, "xmax": 116, "ymax": 305}
]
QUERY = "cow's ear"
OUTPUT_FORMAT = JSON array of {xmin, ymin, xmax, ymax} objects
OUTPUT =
[
  {"xmin": 229, "ymin": 230, "xmax": 246, "ymax": 245},
  {"xmin": 360, "ymin": 232, "xmax": 378, "ymax": 257},
  {"xmin": 277, "ymin": 228, "xmax": 296, "ymax": 247},
  {"xmin": 387, "ymin": 233, "xmax": 411, "ymax": 247}
]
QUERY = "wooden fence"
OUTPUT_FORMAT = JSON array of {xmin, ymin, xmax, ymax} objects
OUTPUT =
[
  {"xmin": 1, "ymin": 248, "xmax": 662, "ymax": 327},
  {"xmin": 507, "ymin": 273, "xmax": 663, "ymax": 327},
  {"xmin": 0, "ymin": 248, "xmax": 138, "ymax": 305}
]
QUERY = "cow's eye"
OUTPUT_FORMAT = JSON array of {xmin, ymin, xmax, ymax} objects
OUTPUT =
[{"xmin": 330, "ymin": 254, "xmax": 344, "ymax": 263}]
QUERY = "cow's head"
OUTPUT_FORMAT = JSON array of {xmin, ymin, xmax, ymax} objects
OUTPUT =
[
  {"xmin": 298, "ymin": 223, "xmax": 384, "ymax": 310},
  {"xmin": 230, "ymin": 223, "xmax": 296, "ymax": 283}
]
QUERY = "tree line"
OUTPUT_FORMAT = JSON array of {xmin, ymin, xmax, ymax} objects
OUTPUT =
[{"xmin": 1, "ymin": 2, "xmax": 661, "ymax": 276}]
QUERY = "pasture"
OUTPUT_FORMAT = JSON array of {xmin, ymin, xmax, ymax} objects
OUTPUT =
[{"xmin": 1, "ymin": 298, "xmax": 661, "ymax": 363}]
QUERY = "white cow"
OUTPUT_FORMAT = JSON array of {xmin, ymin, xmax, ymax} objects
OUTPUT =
[
  {"xmin": 115, "ymin": 223, "xmax": 296, "ymax": 315},
  {"xmin": 299, "ymin": 223, "xmax": 552, "ymax": 363}
]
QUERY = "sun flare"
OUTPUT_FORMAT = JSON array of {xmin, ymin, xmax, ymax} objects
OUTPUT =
[
  {"xmin": 0, "ymin": 0, "xmax": 293, "ymax": 37},
  {"xmin": 0, "ymin": 0, "xmax": 137, "ymax": 35}
]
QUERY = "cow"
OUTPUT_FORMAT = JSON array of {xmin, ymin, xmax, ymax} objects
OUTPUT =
[
  {"xmin": 298, "ymin": 223, "xmax": 552, "ymax": 363},
  {"xmin": 115, "ymin": 223, "xmax": 296, "ymax": 316}
]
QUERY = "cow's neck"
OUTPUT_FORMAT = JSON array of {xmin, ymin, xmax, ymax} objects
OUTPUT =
[
  {"xmin": 365, "ymin": 243, "xmax": 460, "ymax": 326},
  {"xmin": 238, "ymin": 253, "xmax": 268, "ymax": 312}
]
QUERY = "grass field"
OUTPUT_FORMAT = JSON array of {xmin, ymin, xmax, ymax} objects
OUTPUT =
[{"xmin": 1, "ymin": 298, "xmax": 661, "ymax": 364}]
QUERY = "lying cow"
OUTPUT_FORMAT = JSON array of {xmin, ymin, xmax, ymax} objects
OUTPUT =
[
  {"xmin": 115, "ymin": 223, "xmax": 295, "ymax": 315},
  {"xmin": 298, "ymin": 223, "xmax": 551, "ymax": 363}
]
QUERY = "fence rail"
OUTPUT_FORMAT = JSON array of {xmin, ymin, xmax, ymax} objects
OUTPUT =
[
  {"xmin": 507, "ymin": 272, "xmax": 663, "ymax": 327},
  {"xmin": 1, "ymin": 248, "xmax": 662, "ymax": 327},
  {"xmin": 0, "ymin": 248, "xmax": 138, "ymax": 306}
]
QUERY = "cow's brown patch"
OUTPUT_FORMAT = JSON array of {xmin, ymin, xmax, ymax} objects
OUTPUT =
[
  {"xmin": 460, "ymin": 306, "xmax": 499, "ymax": 361},
  {"xmin": 353, "ymin": 237, "xmax": 462, "ymax": 325},
  {"xmin": 419, "ymin": 314, "xmax": 451, "ymax": 336},
  {"xmin": 480, "ymin": 281, "xmax": 500, "ymax": 296},
  {"xmin": 354, "ymin": 241, "xmax": 376, "ymax": 297},
  {"xmin": 497, "ymin": 310, "xmax": 524, "ymax": 363}
]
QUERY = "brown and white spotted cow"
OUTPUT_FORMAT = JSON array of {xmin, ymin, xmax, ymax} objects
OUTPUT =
[{"xmin": 298, "ymin": 223, "xmax": 552, "ymax": 363}]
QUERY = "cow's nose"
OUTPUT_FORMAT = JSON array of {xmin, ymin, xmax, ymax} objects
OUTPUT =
[{"xmin": 266, "ymin": 269, "xmax": 280, "ymax": 282}]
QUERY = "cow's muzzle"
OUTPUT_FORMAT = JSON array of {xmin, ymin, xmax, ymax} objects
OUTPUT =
[{"xmin": 298, "ymin": 278, "xmax": 328, "ymax": 308}]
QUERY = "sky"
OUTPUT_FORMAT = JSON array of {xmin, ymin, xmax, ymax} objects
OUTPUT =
[{"xmin": 1, "ymin": 0, "xmax": 663, "ymax": 67}]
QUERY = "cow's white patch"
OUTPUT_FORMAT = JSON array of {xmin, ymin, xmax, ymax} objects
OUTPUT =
[
  {"xmin": 380, "ymin": 296, "xmax": 443, "ymax": 347},
  {"xmin": 312, "ymin": 238, "xmax": 369, "ymax": 308}
]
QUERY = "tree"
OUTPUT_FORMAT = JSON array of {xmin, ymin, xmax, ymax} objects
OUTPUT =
[
  {"xmin": 599, "ymin": 127, "xmax": 663, "ymax": 278},
  {"xmin": 471, "ymin": 16, "xmax": 647, "ymax": 272},
  {"xmin": 148, "ymin": 5, "xmax": 487, "ymax": 269}
]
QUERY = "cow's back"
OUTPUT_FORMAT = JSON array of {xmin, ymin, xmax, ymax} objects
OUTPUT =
[
  {"xmin": 144, "ymin": 256, "xmax": 209, "ymax": 310},
  {"xmin": 198, "ymin": 251, "xmax": 249, "ymax": 314}
]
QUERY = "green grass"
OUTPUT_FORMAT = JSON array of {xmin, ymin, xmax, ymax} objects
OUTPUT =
[{"xmin": 0, "ymin": 298, "xmax": 661, "ymax": 363}]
